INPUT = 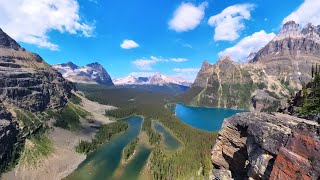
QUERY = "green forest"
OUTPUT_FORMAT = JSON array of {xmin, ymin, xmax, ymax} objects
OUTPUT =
[
  {"xmin": 299, "ymin": 64, "xmax": 320, "ymax": 119},
  {"xmin": 76, "ymin": 84, "xmax": 217, "ymax": 179},
  {"xmin": 75, "ymin": 121, "xmax": 128, "ymax": 154},
  {"xmin": 122, "ymin": 137, "xmax": 139, "ymax": 162}
]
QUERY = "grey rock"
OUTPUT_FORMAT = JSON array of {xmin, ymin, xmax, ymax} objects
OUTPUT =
[
  {"xmin": 0, "ymin": 105, "xmax": 19, "ymax": 174},
  {"xmin": 0, "ymin": 28, "xmax": 21, "ymax": 50},
  {"xmin": 212, "ymin": 169, "xmax": 234, "ymax": 180}
]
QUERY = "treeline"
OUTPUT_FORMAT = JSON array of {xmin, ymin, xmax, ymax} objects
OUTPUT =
[
  {"xmin": 53, "ymin": 104, "xmax": 81, "ymax": 131},
  {"xmin": 53, "ymin": 102, "xmax": 90, "ymax": 131},
  {"xmin": 299, "ymin": 64, "xmax": 320, "ymax": 119},
  {"xmin": 143, "ymin": 120, "xmax": 162, "ymax": 145},
  {"xmin": 75, "ymin": 121, "xmax": 128, "ymax": 154},
  {"xmin": 76, "ymin": 84, "xmax": 217, "ymax": 179},
  {"xmin": 123, "ymin": 137, "xmax": 139, "ymax": 161},
  {"xmin": 69, "ymin": 94, "xmax": 82, "ymax": 104},
  {"xmin": 105, "ymin": 107, "xmax": 162, "ymax": 145}
]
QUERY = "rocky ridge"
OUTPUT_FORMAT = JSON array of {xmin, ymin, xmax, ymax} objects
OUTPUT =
[
  {"xmin": 211, "ymin": 112, "xmax": 320, "ymax": 180},
  {"xmin": 182, "ymin": 21, "xmax": 320, "ymax": 111},
  {"xmin": 0, "ymin": 28, "xmax": 73, "ymax": 174},
  {"xmin": 114, "ymin": 72, "xmax": 192, "ymax": 87},
  {"xmin": 251, "ymin": 21, "xmax": 320, "ymax": 84},
  {"xmin": 181, "ymin": 56, "xmax": 287, "ymax": 111},
  {"xmin": 0, "ymin": 28, "xmax": 73, "ymax": 112},
  {"xmin": 52, "ymin": 61, "xmax": 114, "ymax": 86}
]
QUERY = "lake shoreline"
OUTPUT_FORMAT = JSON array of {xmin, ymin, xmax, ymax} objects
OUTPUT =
[
  {"xmin": 175, "ymin": 103, "xmax": 250, "ymax": 111},
  {"xmin": 174, "ymin": 103, "xmax": 247, "ymax": 132},
  {"xmin": 2, "ymin": 95, "xmax": 117, "ymax": 180}
]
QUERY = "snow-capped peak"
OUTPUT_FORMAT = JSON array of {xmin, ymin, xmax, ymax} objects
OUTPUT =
[
  {"xmin": 113, "ymin": 72, "xmax": 192, "ymax": 86},
  {"xmin": 52, "ymin": 61, "xmax": 114, "ymax": 86}
]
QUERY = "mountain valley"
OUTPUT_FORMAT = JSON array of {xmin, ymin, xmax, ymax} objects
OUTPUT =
[{"xmin": 0, "ymin": 3, "xmax": 319, "ymax": 179}]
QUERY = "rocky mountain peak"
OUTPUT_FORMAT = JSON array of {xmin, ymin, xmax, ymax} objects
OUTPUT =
[
  {"xmin": 217, "ymin": 56, "xmax": 232, "ymax": 63},
  {"xmin": 0, "ymin": 28, "xmax": 21, "ymax": 50},
  {"xmin": 53, "ymin": 62, "xmax": 114, "ymax": 86},
  {"xmin": 87, "ymin": 62, "xmax": 102, "ymax": 68},
  {"xmin": 301, "ymin": 23, "xmax": 320, "ymax": 42},
  {"xmin": 60, "ymin": 61, "xmax": 78, "ymax": 70},
  {"xmin": 200, "ymin": 60, "xmax": 211, "ymax": 72},
  {"xmin": 273, "ymin": 21, "xmax": 302, "ymax": 41}
]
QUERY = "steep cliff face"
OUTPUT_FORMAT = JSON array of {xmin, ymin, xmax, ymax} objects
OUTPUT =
[
  {"xmin": 0, "ymin": 28, "xmax": 74, "ymax": 174},
  {"xmin": 0, "ymin": 29, "xmax": 73, "ymax": 112},
  {"xmin": 251, "ymin": 21, "xmax": 320, "ymax": 84},
  {"xmin": 0, "ymin": 105, "xmax": 20, "ymax": 174},
  {"xmin": 211, "ymin": 112, "xmax": 320, "ymax": 180},
  {"xmin": 181, "ymin": 57, "xmax": 289, "ymax": 111}
]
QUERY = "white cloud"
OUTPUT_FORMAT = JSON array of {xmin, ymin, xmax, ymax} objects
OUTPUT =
[
  {"xmin": 129, "ymin": 72, "xmax": 157, "ymax": 77},
  {"xmin": 171, "ymin": 58, "xmax": 188, "ymax": 62},
  {"xmin": 218, "ymin": 30, "xmax": 276, "ymax": 62},
  {"xmin": 169, "ymin": 2, "xmax": 208, "ymax": 32},
  {"xmin": 208, "ymin": 4, "xmax": 254, "ymax": 41},
  {"xmin": 120, "ymin": 39, "xmax": 139, "ymax": 49},
  {"xmin": 132, "ymin": 56, "xmax": 168, "ymax": 70},
  {"xmin": 132, "ymin": 56, "xmax": 188, "ymax": 70},
  {"xmin": 0, "ymin": 0, "xmax": 94, "ymax": 51},
  {"xmin": 183, "ymin": 43, "xmax": 193, "ymax": 48},
  {"xmin": 283, "ymin": 0, "xmax": 320, "ymax": 25},
  {"xmin": 173, "ymin": 68, "xmax": 200, "ymax": 81},
  {"xmin": 173, "ymin": 68, "xmax": 199, "ymax": 73}
]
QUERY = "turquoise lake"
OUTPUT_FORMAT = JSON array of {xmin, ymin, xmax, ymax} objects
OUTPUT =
[
  {"xmin": 66, "ymin": 116, "xmax": 148, "ymax": 180},
  {"xmin": 152, "ymin": 121, "xmax": 181, "ymax": 151},
  {"xmin": 175, "ymin": 104, "xmax": 246, "ymax": 132}
]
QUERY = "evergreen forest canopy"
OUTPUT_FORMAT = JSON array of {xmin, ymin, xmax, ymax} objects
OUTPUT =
[
  {"xmin": 299, "ymin": 64, "xmax": 320, "ymax": 120},
  {"xmin": 76, "ymin": 84, "xmax": 217, "ymax": 179}
]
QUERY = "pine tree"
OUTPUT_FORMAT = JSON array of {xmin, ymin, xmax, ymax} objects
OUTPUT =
[{"xmin": 300, "ymin": 64, "xmax": 320, "ymax": 116}]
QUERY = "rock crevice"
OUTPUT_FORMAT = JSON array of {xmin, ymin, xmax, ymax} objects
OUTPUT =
[{"xmin": 211, "ymin": 112, "xmax": 320, "ymax": 180}]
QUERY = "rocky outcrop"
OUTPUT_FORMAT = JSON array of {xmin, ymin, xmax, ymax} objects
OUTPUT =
[
  {"xmin": 52, "ymin": 61, "xmax": 114, "ymax": 86},
  {"xmin": 0, "ymin": 29, "xmax": 73, "ymax": 112},
  {"xmin": 0, "ymin": 105, "xmax": 20, "ymax": 174},
  {"xmin": 211, "ymin": 112, "xmax": 320, "ymax": 180},
  {"xmin": 270, "ymin": 122, "xmax": 320, "ymax": 180}
]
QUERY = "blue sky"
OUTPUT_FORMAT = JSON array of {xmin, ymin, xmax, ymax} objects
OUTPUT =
[{"xmin": 1, "ymin": 0, "xmax": 317, "ymax": 80}]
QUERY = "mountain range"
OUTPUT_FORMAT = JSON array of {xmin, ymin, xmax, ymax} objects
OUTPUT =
[
  {"xmin": 113, "ymin": 72, "xmax": 192, "ymax": 87},
  {"xmin": 113, "ymin": 73, "xmax": 191, "ymax": 94},
  {"xmin": 180, "ymin": 21, "xmax": 320, "ymax": 111},
  {"xmin": 52, "ymin": 62, "xmax": 114, "ymax": 86},
  {"xmin": 0, "ymin": 18, "xmax": 319, "ymax": 180}
]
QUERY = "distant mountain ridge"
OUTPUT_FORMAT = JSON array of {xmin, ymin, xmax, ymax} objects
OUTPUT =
[
  {"xmin": 180, "ymin": 21, "xmax": 320, "ymax": 111},
  {"xmin": 113, "ymin": 72, "xmax": 192, "ymax": 87},
  {"xmin": 52, "ymin": 62, "xmax": 114, "ymax": 86},
  {"xmin": 114, "ymin": 72, "xmax": 192, "ymax": 95}
]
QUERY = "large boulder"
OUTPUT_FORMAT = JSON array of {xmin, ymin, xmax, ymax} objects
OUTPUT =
[{"xmin": 211, "ymin": 112, "xmax": 320, "ymax": 180}]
